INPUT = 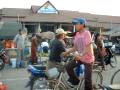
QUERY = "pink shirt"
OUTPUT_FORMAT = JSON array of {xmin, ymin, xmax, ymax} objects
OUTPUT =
[{"xmin": 73, "ymin": 30, "xmax": 94, "ymax": 63}]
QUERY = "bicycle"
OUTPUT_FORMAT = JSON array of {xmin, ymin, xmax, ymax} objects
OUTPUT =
[
  {"xmin": 93, "ymin": 45, "xmax": 117, "ymax": 72},
  {"xmin": 96, "ymin": 69, "xmax": 120, "ymax": 90},
  {"xmin": 32, "ymin": 55, "xmax": 103, "ymax": 90},
  {"xmin": 98, "ymin": 84, "xmax": 120, "ymax": 90},
  {"xmin": 32, "ymin": 55, "xmax": 80, "ymax": 90},
  {"xmin": 111, "ymin": 69, "xmax": 120, "ymax": 85}
]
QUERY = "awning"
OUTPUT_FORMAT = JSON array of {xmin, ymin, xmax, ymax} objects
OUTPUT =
[
  {"xmin": 102, "ymin": 27, "xmax": 120, "ymax": 36},
  {"xmin": 0, "ymin": 22, "xmax": 22, "ymax": 39},
  {"xmin": 110, "ymin": 32, "xmax": 120, "ymax": 37},
  {"xmin": 36, "ymin": 31, "xmax": 55, "ymax": 39},
  {"xmin": 102, "ymin": 31, "xmax": 115, "ymax": 35}
]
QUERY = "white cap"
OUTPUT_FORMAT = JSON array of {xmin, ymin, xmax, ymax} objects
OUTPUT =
[{"xmin": 55, "ymin": 28, "xmax": 67, "ymax": 35}]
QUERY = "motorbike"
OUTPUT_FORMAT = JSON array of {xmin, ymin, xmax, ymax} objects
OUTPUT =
[
  {"xmin": 25, "ymin": 60, "xmax": 49, "ymax": 90},
  {"xmin": 0, "ymin": 49, "xmax": 9, "ymax": 70},
  {"xmin": 25, "ymin": 55, "xmax": 71, "ymax": 90},
  {"xmin": 25, "ymin": 55, "xmax": 85, "ymax": 90}
]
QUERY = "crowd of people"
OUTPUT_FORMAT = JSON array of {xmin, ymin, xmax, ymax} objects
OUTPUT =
[
  {"xmin": 0, "ymin": 17, "xmax": 108, "ymax": 90},
  {"xmin": 13, "ymin": 30, "xmax": 50, "ymax": 66},
  {"xmin": 47, "ymin": 18, "xmax": 107, "ymax": 90},
  {"xmin": 48, "ymin": 18, "xmax": 95, "ymax": 90}
]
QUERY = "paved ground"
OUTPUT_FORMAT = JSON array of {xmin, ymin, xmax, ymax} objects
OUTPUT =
[
  {"xmin": 0, "ymin": 66, "xmax": 29, "ymax": 90},
  {"xmin": 102, "ymin": 55, "xmax": 120, "ymax": 85},
  {"xmin": 0, "ymin": 56, "xmax": 120, "ymax": 90}
]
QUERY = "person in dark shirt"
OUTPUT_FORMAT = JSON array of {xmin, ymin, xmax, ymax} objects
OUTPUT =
[{"xmin": 48, "ymin": 28, "xmax": 66, "ymax": 71}]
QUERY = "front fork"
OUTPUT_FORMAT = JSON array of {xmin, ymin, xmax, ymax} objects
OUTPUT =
[{"xmin": 26, "ymin": 75, "xmax": 38, "ymax": 90}]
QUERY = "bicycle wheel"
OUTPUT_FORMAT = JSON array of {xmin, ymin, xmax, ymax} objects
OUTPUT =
[
  {"xmin": 109, "ymin": 54, "xmax": 117, "ymax": 68},
  {"xmin": 92, "ymin": 70, "xmax": 103, "ymax": 89},
  {"xmin": 93, "ymin": 63, "xmax": 103, "ymax": 72},
  {"xmin": 54, "ymin": 81, "xmax": 67, "ymax": 90},
  {"xmin": 61, "ymin": 72, "xmax": 85, "ymax": 90},
  {"xmin": 60, "ymin": 72, "xmax": 71, "ymax": 89},
  {"xmin": 76, "ymin": 77, "xmax": 84, "ymax": 90},
  {"xmin": 32, "ymin": 78, "xmax": 50, "ymax": 90},
  {"xmin": 111, "ymin": 69, "xmax": 120, "ymax": 84}
]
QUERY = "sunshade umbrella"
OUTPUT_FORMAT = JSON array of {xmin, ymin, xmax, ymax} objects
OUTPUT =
[{"xmin": 0, "ymin": 22, "xmax": 22, "ymax": 39}]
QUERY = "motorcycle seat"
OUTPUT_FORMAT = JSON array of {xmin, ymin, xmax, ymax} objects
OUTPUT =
[
  {"xmin": 28, "ymin": 65, "xmax": 46, "ymax": 77},
  {"xmin": 32, "ymin": 65, "xmax": 46, "ymax": 71}
]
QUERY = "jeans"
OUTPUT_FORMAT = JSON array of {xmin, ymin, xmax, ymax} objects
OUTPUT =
[
  {"xmin": 66, "ymin": 60, "xmax": 93, "ymax": 90},
  {"xmin": 16, "ymin": 49, "xmax": 24, "ymax": 67}
]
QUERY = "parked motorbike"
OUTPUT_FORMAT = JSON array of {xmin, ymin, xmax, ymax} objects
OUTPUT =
[
  {"xmin": 25, "ymin": 55, "xmax": 84, "ymax": 90},
  {"xmin": 0, "ymin": 49, "xmax": 9, "ymax": 70},
  {"xmin": 25, "ymin": 61, "xmax": 49, "ymax": 90},
  {"xmin": 26, "ymin": 55, "xmax": 69, "ymax": 90}
]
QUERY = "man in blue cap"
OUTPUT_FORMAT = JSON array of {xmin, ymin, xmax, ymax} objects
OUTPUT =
[{"xmin": 63, "ymin": 18, "xmax": 94, "ymax": 90}]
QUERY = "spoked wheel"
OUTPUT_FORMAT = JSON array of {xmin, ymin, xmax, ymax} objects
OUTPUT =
[
  {"xmin": 93, "ymin": 62, "xmax": 103, "ymax": 72},
  {"xmin": 57, "ymin": 72, "xmax": 81, "ymax": 90},
  {"xmin": 0, "ymin": 59, "xmax": 5, "ymax": 70},
  {"xmin": 111, "ymin": 69, "xmax": 120, "ymax": 84},
  {"xmin": 55, "ymin": 72, "xmax": 69, "ymax": 90},
  {"xmin": 109, "ymin": 54, "xmax": 117, "ymax": 68},
  {"xmin": 54, "ymin": 81, "xmax": 67, "ymax": 90},
  {"xmin": 92, "ymin": 70, "xmax": 103, "ymax": 90},
  {"xmin": 32, "ymin": 78, "xmax": 50, "ymax": 90}
]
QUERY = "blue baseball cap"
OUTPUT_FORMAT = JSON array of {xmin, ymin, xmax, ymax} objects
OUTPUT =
[{"xmin": 72, "ymin": 18, "xmax": 86, "ymax": 25}]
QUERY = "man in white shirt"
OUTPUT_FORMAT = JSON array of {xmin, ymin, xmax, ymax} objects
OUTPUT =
[{"xmin": 13, "ymin": 29, "xmax": 25, "ymax": 68}]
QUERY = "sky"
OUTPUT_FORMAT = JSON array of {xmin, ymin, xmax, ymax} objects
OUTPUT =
[{"xmin": 0, "ymin": 0, "xmax": 120, "ymax": 16}]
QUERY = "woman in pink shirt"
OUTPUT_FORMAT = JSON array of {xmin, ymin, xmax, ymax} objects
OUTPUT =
[{"xmin": 63, "ymin": 18, "xmax": 94, "ymax": 90}]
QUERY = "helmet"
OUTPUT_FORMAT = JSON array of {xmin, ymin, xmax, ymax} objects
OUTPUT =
[{"xmin": 72, "ymin": 18, "xmax": 86, "ymax": 25}]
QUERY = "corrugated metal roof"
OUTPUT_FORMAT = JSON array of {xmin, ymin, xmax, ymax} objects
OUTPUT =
[
  {"xmin": 2, "ymin": 8, "xmax": 31, "ymax": 17},
  {"xmin": 31, "ymin": 5, "xmax": 40, "ymax": 13},
  {"xmin": 1, "ymin": 7, "xmax": 120, "ymax": 29},
  {"xmin": 2, "ymin": 8, "xmax": 120, "ymax": 23}
]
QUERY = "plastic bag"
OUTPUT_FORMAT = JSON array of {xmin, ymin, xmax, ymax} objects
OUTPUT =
[{"xmin": 45, "ymin": 67, "xmax": 59, "ymax": 79}]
